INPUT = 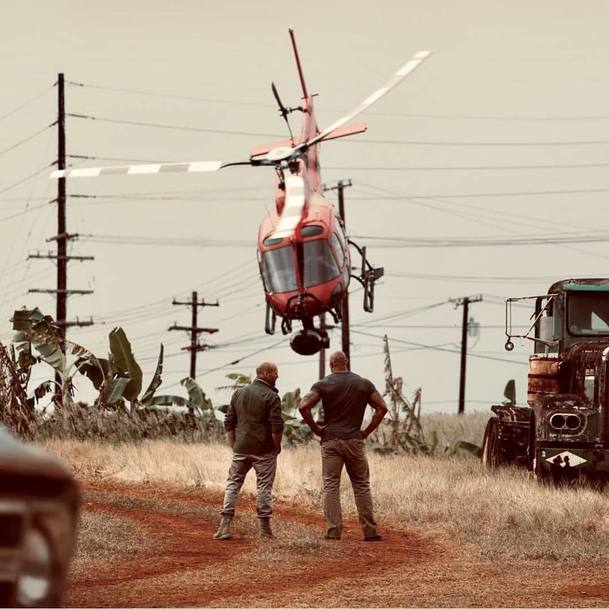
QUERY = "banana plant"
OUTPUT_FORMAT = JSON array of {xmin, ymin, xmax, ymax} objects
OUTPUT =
[
  {"xmin": 12, "ymin": 308, "xmax": 106, "ymax": 409},
  {"xmin": 281, "ymin": 388, "xmax": 314, "ymax": 445}
]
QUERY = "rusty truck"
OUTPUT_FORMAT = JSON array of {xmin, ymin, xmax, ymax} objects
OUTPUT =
[{"xmin": 482, "ymin": 278, "xmax": 609, "ymax": 482}]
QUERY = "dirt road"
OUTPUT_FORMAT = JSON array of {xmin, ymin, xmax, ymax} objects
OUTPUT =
[{"xmin": 65, "ymin": 480, "xmax": 609, "ymax": 607}]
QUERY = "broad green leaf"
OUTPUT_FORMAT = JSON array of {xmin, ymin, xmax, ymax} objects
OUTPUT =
[
  {"xmin": 141, "ymin": 344, "xmax": 164, "ymax": 405},
  {"xmin": 104, "ymin": 377, "xmax": 130, "ymax": 404},
  {"xmin": 31, "ymin": 380, "xmax": 55, "ymax": 403},
  {"xmin": 180, "ymin": 377, "xmax": 213, "ymax": 411},
  {"xmin": 75, "ymin": 356, "xmax": 111, "ymax": 390},
  {"xmin": 12, "ymin": 308, "xmax": 44, "ymax": 332},
  {"xmin": 426, "ymin": 429, "xmax": 438, "ymax": 453},
  {"xmin": 109, "ymin": 327, "xmax": 142, "ymax": 401},
  {"xmin": 445, "ymin": 440, "xmax": 482, "ymax": 458},
  {"xmin": 503, "ymin": 379, "xmax": 516, "ymax": 405}
]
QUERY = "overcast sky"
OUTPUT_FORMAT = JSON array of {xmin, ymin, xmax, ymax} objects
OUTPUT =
[{"xmin": 3, "ymin": 1, "xmax": 609, "ymax": 413}]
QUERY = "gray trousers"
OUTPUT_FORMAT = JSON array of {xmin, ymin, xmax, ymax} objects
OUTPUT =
[
  {"xmin": 321, "ymin": 438, "xmax": 378, "ymax": 539},
  {"xmin": 220, "ymin": 451, "xmax": 277, "ymax": 519}
]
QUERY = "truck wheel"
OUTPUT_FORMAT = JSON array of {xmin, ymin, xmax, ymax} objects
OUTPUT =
[{"xmin": 481, "ymin": 417, "xmax": 501, "ymax": 468}]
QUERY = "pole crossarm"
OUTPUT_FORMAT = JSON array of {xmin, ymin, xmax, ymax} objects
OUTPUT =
[
  {"xmin": 28, "ymin": 288, "xmax": 94, "ymax": 295},
  {"xmin": 45, "ymin": 232, "xmax": 80, "ymax": 243},
  {"xmin": 28, "ymin": 252, "xmax": 94, "ymax": 261}
]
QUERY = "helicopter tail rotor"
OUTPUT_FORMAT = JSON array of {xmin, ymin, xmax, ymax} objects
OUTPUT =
[{"xmin": 271, "ymin": 82, "xmax": 295, "ymax": 144}]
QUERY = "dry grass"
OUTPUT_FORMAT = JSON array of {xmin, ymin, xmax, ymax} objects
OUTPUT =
[
  {"xmin": 73, "ymin": 510, "xmax": 154, "ymax": 571},
  {"xmin": 47, "ymin": 435, "xmax": 609, "ymax": 561},
  {"xmin": 420, "ymin": 410, "xmax": 489, "ymax": 448}
]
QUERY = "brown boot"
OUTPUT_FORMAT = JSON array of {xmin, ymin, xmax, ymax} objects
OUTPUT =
[
  {"xmin": 258, "ymin": 517, "xmax": 273, "ymax": 539},
  {"xmin": 213, "ymin": 516, "xmax": 233, "ymax": 540}
]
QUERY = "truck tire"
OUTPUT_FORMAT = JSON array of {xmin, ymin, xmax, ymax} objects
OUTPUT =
[{"xmin": 481, "ymin": 417, "xmax": 501, "ymax": 468}]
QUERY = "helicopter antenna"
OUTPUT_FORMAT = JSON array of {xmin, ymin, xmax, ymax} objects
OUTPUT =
[
  {"xmin": 271, "ymin": 82, "xmax": 295, "ymax": 144},
  {"xmin": 288, "ymin": 28, "xmax": 309, "ymax": 99}
]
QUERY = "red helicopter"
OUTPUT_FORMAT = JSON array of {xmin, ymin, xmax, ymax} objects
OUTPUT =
[{"xmin": 52, "ymin": 31, "xmax": 431, "ymax": 355}]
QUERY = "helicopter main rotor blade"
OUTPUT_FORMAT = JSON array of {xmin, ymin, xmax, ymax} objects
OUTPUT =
[
  {"xmin": 50, "ymin": 160, "xmax": 233, "ymax": 179},
  {"xmin": 292, "ymin": 49, "xmax": 431, "ymax": 157}
]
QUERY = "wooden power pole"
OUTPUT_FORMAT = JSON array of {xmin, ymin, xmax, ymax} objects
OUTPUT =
[
  {"xmin": 169, "ymin": 291, "xmax": 219, "ymax": 379},
  {"xmin": 323, "ymin": 179, "xmax": 352, "ymax": 368},
  {"xmin": 450, "ymin": 294, "xmax": 483, "ymax": 414},
  {"xmin": 28, "ymin": 74, "xmax": 94, "ymax": 404}
]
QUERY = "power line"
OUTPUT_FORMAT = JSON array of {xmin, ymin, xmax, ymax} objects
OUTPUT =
[
  {"xmin": 65, "ymin": 79, "xmax": 609, "ymax": 122},
  {"xmin": 384, "ymin": 271, "xmax": 561, "ymax": 283},
  {"xmin": 79, "ymin": 234, "xmax": 253, "ymax": 248},
  {"xmin": 66, "ymin": 112, "xmax": 281, "ymax": 138},
  {"xmin": 350, "ymin": 136, "xmax": 609, "ymax": 147},
  {"xmin": 0, "ymin": 85, "xmax": 54, "ymax": 123},
  {"xmin": 0, "ymin": 165, "xmax": 54, "ymax": 197},
  {"xmin": 0, "ymin": 124, "xmax": 55, "ymax": 159},
  {"xmin": 327, "ymin": 161, "xmax": 609, "ymax": 172},
  {"xmin": 66, "ymin": 80, "xmax": 272, "ymax": 108},
  {"xmin": 347, "ymin": 186, "xmax": 609, "ymax": 200},
  {"xmin": 198, "ymin": 335, "xmax": 291, "ymax": 377},
  {"xmin": 350, "ymin": 329, "xmax": 527, "ymax": 366}
]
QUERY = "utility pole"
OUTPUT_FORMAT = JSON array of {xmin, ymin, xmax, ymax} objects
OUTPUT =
[
  {"xmin": 450, "ymin": 294, "xmax": 483, "ymax": 414},
  {"xmin": 323, "ymin": 179, "xmax": 352, "ymax": 368},
  {"xmin": 28, "ymin": 74, "xmax": 94, "ymax": 405},
  {"xmin": 318, "ymin": 314, "xmax": 326, "ymax": 379},
  {"xmin": 169, "ymin": 291, "xmax": 219, "ymax": 379}
]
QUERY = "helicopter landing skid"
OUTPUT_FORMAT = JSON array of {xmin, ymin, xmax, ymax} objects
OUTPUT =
[{"xmin": 348, "ymin": 240, "xmax": 384, "ymax": 313}]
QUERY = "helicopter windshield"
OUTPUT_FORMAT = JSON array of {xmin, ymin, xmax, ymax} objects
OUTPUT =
[
  {"xmin": 262, "ymin": 247, "xmax": 297, "ymax": 293},
  {"xmin": 567, "ymin": 292, "xmax": 609, "ymax": 335},
  {"xmin": 303, "ymin": 239, "xmax": 339, "ymax": 287}
]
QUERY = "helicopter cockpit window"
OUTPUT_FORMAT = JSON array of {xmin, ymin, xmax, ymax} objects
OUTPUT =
[
  {"xmin": 262, "ymin": 247, "xmax": 297, "ymax": 293},
  {"xmin": 303, "ymin": 239, "xmax": 339, "ymax": 287},
  {"xmin": 330, "ymin": 233, "xmax": 344, "ymax": 264},
  {"xmin": 568, "ymin": 293, "xmax": 609, "ymax": 335},
  {"xmin": 300, "ymin": 225, "xmax": 324, "ymax": 237},
  {"xmin": 335, "ymin": 222, "xmax": 347, "ymax": 252},
  {"xmin": 263, "ymin": 236, "xmax": 284, "ymax": 246}
]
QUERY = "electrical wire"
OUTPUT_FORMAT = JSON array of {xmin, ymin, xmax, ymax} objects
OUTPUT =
[
  {"xmin": 67, "ymin": 112, "xmax": 281, "ymax": 139},
  {"xmin": 327, "ymin": 161, "xmax": 609, "ymax": 172},
  {"xmin": 0, "ymin": 124, "xmax": 55, "ymax": 159},
  {"xmin": 353, "ymin": 233, "xmax": 609, "ymax": 248},
  {"xmin": 0, "ymin": 165, "xmax": 55, "ymax": 197},
  {"xmin": 350, "ymin": 329, "xmax": 527, "ymax": 366},
  {"xmin": 0, "ymin": 86, "xmax": 54, "ymax": 123}
]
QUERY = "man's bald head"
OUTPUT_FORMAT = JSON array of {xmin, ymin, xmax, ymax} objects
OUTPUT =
[
  {"xmin": 329, "ymin": 351, "xmax": 348, "ymax": 371},
  {"xmin": 256, "ymin": 361, "xmax": 279, "ymax": 386}
]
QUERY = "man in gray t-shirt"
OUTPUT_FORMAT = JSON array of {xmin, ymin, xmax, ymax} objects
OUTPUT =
[{"xmin": 299, "ymin": 351, "xmax": 388, "ymax": 541}]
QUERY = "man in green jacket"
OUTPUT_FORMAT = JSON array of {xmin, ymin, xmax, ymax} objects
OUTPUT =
[{"xmin": 213, "ymin": 361, "xmax": 284, "ymax": 540}]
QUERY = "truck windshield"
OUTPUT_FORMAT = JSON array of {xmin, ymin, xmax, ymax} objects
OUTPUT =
[
  {"xmin": 303, "ymin": 239, "xmax": 339, "ymax": 287},
  {"xmin": 262, "ymin": 246, "xmax": 297, "ymax": 293},
  {"xmin": 568, "ymin": 293, "xmax": 609, "ymax": 335}
]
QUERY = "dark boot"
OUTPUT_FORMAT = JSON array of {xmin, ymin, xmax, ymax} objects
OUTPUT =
[
  {"xmin": 213, "ymin": 516, "xmax": 233, "ymax": 540},
  {"xmin": 258, "ymin": 517, "xmax": 273, "ymax": 539}
]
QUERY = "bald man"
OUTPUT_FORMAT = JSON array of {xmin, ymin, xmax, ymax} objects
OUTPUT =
[
  {"xmin": 213, "ymin": 361, "xmax": 284, "ymax": 540},
  {"xmin": 299, "ymin": 351, "xmax": 388, "ymax": 541}
]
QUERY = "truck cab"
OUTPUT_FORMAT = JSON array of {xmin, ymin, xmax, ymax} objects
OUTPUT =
[{"xmin": 483, "ymin": 278, "xmax": 609, "ymax": 482}]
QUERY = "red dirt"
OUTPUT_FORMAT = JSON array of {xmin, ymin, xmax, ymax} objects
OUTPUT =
[{"xmin": 64, "ymin": 480, "xmax": 609, "ymax": 607}]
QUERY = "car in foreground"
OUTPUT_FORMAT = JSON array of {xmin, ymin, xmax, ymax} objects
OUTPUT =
[{"xmin": 0, "ymin": 425, "xmax": 79, "ymax": 607}]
